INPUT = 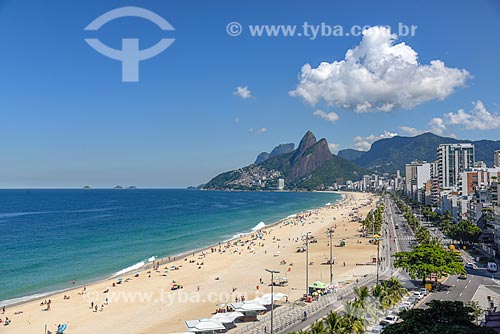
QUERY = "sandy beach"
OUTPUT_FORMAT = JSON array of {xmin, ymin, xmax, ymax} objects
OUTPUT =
[{"xmin": 0, "ymin": 191, "xmax": 379, "ymax": 334}]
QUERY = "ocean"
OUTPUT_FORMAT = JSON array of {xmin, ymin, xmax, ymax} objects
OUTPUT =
[{"xmin": 0, "ymin": 189, "xmax": 341, "ymax": 305}]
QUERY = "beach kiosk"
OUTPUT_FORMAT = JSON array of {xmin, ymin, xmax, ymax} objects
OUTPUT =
[
  {"xmin": 230, "ymin": 301, "xmax": 267, "ymax": 321},
  {"xmin": 185, "ymin": 318, "xmax": 225, "ymax": 333},
  {"xmin": 308, "ymin": 280, "xmax": 328, "ymax": 295},
  {"xmin": 211, "ymin": 311, "xmax": 244, "ymax": 329}
]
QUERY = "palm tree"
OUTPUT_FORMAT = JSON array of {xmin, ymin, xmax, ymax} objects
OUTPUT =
[
  {"xmin": 310, "ymin": 320, "xmax": 326, "ymax": 334},
  {"xmin": 325, "ymin": 311, "xmax": 348, "ymax": 334},
  {"xmin": 353, "ymin": 286, "xmax": 370, "ymax": 309},
  {"xmin": 341, "ymin": 313, "xmax": 366, "ymax": 334}
]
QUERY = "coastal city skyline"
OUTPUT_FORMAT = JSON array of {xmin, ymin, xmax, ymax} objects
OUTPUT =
[
  {"xmin": 1, "ymin": 1, "xmax": 500, "ymax": 188},
  {"xmin": 3, "ymin": 2, "xmax": 500, "ymax": 334}
]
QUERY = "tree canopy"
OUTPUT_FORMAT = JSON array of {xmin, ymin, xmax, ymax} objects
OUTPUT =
[
  {"xmin": 382, "ymin": 300, "xmax": 496, "ymax": 334},
  {"xmin": 394, "ymin": 244, "xmax": 465, "ymax": 284},
  {"xmin": 447, "ymin": 220, "xmax": 482, "ymax": 245}
]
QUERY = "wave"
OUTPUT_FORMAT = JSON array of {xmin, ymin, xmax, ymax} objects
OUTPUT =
[
  {"xmin": 252, "ymin": 222, "xmax": 266, "ymax": 231},
  {"xmin": 231, "ymin": 233, "xmax": 247, "ymax": 239},
  {"xmin": 0, "ymin": 289, "xmax": 67, "ymax": 307},
  {"xmin": 112, "ymin": 261, "xmax": 145, "ymax": 277}
]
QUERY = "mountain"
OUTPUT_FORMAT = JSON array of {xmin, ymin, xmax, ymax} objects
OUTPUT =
[
  {"xmin": 255, "ymin": 152, "xmax": 270, "ymax": 164},
  {"xmin": 203, "ymin": 131, "xmax": 366, "ymax": 191},
  {"xmin": 254, "ymin": 143, "xmax": 295, "ymax": 164},
  {"xmin": 337, "ymin": 148, "xmax": 365, "ymax": 161},
  {"xmin": 349, "ymin": 132, "xmax": 500, "ymax": 175}
]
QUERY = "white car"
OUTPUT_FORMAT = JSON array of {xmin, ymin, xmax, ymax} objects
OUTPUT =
[
  {"xmin": 419, "ymin": 288, "xmax": 428, "ymax": 295},
  {"xmin": 398, "ymin": 303, "xmax": 411, "ymax": 312},
  {"xmin": 412, "ymin": 292, "xmax": 423, "ymax": 300},
  {"xmin": 406, "ymin": 296, "xmax": 419, "ymax": 304},
  {"xmin": 465, "ymin": 262, "xmax": 474, "ymax": 269},
  {"xmin": 370, "ymin": 325, "xmax": 384, "ymax": 333},
  {"xmin": 384, "ymin": 314, "xmax": 399, "ymax": 324},
  {"xmin": 368, "ymin": 325, "xmax": 384, "ymax": 333}
]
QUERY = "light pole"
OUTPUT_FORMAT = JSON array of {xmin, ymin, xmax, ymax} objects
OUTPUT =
[
  {"xmin": 326, "ymin": 227, "xmax": 334, "ymax": 285},
  {"xmin": 265, "ymin": 269, "xmax": 280, "ymax": 334},
  {"xmin": 305, "ymin": 232, "xmax": 311, "ymax": 297},
  {"xmin": 374, "ymin": 234, "xmax": 382, "ymax": 284}
]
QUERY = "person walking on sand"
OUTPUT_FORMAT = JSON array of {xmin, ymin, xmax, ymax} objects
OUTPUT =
[{"xmin": 2, "ymin": 306, "xmax": 5, "ymax": 314}]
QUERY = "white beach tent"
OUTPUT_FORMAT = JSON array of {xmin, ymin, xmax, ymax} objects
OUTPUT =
[
  {"xmin": 230, "ymin": 301, "xmax": 267, "ymax": 312},
  {"xmin": 211, "ymin": 311, "xmax": 244, "ymax": 324},
  {"xmin": 185, "ymin": 318, "xmax": 225, "ymax": 333},
  {"xmin": 251, "ymin": 293, "xmax": 288, "ymax": 306}
]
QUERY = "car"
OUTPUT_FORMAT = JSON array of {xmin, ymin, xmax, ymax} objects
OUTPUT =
[
  {"xmin": 419, "ymin": 288, "xmax": 428, "ymax": 295},
  {"xmin": 395, "ymin": 224, "xmax": 400, "ymax": 229},
  {"xmin": 398, "ymin": 303, "xmax": 411, "ymax": 312},
  {"xmin": 369, "ymin": 325, "xmax": 384, "ymax": 333},
  {"xmin": 384, "ymin": 314, "xmax": 399, "ymax": 325},
  {"xmin": 406, "ymin": 296, "xmax": 419, "ymax": 304},
  {"xmin": 465, "ymin": 262, "xmax": 474, "ymax": 269},
  {"xmin": 413, "ymin": 291, "xmax": 425, "ymax": 299},
  {"xmin": 458, "ymin": 273, "xmax": 467, "ymax": 279},
  {"xmin": 488, "ymin": 262, "xmax": 498, "ymax": 272}
]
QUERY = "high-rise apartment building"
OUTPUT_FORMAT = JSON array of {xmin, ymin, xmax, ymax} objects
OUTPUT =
[
  {"xmin": 494, "ymin": 150, "xmax": 500, "ymax": 168},
  {"xmin": 437, "ymin": 143, "xmax": 475, "ymax": 189}
]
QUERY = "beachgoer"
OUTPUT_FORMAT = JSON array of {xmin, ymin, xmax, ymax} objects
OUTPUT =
[
  {"xmin": 94, "ymin": 305, "xmax": 98, "ymax": 312},
  {"xmin": 1, "ymin": 306, "xmax": 4, "ymax": 314}
]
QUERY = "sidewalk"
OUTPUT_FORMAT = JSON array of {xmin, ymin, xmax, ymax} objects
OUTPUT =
[{"xmin": 231, "ymin": 196, "xmax": 397, "ymax": 334}]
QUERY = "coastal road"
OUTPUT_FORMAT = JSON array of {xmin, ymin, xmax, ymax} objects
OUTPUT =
[
  {"xmin": 422, "ymin": 270, "xmax": 497, "ymax": 305},
  {"xmin": 285, "ymin": 195, "xmax": 400, "ymax": 333}
]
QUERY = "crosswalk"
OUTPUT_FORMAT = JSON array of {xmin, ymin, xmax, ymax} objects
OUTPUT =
[{"xmin": 396, "ymin": 236, "xmax": 415, "ymax": 241}]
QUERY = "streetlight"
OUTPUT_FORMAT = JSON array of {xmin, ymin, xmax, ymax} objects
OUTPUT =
[
  {"xmin": 304, "ymin": 232, "xmax": 311, "ymax": 297},
  {"xmin": 265, "ymin": 268, "xmax": 280, "ymax": 334},
  {"xmin": 326, "ymin": 227, "xmax": 334, "ymax": 285},
  {"xmin": 374, "ymin": 234, "xmax": 382, "ymax": 284}
]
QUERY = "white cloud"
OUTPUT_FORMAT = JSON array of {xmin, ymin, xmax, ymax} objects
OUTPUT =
[
  {"xmin": 445, "ymin": 100, "xmax": 500, "ymax": 130},
  {"xmin": 428, "ymin": 117, "xmax": 446, "ymax": 135},
  {"xmin": 401, "ymin": 101, "xmax": 500, "ymax": 137},
  {"xmin": 353, "ymin": 131, "xmax": 398, "ymax": 151},
  {"xmin": 234, "ymin": 86, "xmax": 253, "ymax": 99},
  {"xmin": 399, "ymin": 126, "xmax": 423, "ymax": 136},
  {"xmin": 400, "ymin": 117, "xmax": 446, "ymax": 136},
  {"xmin": 313, "ymin": 109, "xmax": 339, "ymax": 123},
  {"xmin": 328, "ymin": 143, "xmax": 340, "ymax": 154},
  {"xmin": 290, "ymin": 26, "xmax": 470, "ymax": 112},
  {"xmin": 234, "ymin": 117, "xmax": 240, "ymax": 123},
  {"xmin": 249, "ymin": 128, "xmax": 267, "ymax": 135}
]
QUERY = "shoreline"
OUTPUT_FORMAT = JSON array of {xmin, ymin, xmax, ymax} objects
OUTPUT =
[
  {"xmin": 1, "ymin": 191, "xmax": 346, "ymax": 308},
  {"xmin": 2, "ymin": 191, "xmax": 377, "ymax": 334}
]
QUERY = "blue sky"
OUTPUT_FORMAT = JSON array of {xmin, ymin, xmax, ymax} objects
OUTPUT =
[{"xmin": 0, "ymin": 0, "xmax": 499, "ymax": 188}]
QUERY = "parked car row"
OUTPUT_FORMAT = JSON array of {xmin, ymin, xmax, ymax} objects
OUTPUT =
[{"xmin": 365, "ymin": 288, "xmax": 430, "ymax": 333}]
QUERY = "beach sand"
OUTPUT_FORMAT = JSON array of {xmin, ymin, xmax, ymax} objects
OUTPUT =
[{"xmin": 1, "ymin": 192, "xmax": 379, "ymax": 334}]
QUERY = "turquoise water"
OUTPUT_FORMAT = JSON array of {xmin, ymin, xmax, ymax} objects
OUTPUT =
[{"xmin": 0, "ymin": 189, "xmax": 341, "ymax": 304}]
